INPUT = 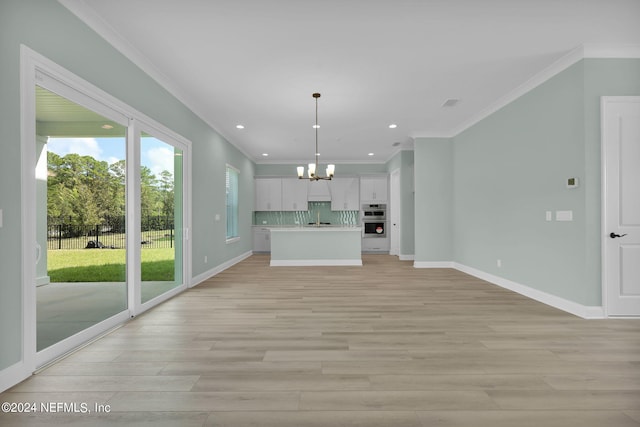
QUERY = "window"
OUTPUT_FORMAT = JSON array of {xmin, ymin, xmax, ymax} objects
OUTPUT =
[{"xmin": 226, "ymin": 165, "xmax": 239, "ymax": 241}]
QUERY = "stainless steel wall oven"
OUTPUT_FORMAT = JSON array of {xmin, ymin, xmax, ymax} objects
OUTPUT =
[
  {"xmin": 363, "ymin": 221, "xmax": 386, "ymax": 238},
  {"xmin": 362, "ymin": 204, "xmax": 386, "ymax": 220},
  {"xmin": 362, "ymin": 204, "xmax": 387, "ymax": 238}
]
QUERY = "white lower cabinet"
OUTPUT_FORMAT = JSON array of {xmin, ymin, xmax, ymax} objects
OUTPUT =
[
  {"xmin": 252, "ymin": 227, "xmax": 271, "ymax": 252},
  {"xmin": 362, "ymin": 237, "xmax": 390, "ymax": 252}
]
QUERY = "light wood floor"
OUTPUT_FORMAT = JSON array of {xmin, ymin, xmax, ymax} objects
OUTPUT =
[{"xmin": 2, "ymin": 254, "xmax": 640, "ymax": 426}]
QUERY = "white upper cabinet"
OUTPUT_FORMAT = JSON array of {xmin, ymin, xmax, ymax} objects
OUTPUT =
[
  {"xmin": 255, "ymin": 178, "xmax": 282, "ymax": 211},
  {"xmin": 360, "ymin": 175, "xmax": 388, "ymax": 202},
  {"xmin": 329, "ymin": 177, "xmax": 360, "ymax": 210},
  {"xmin": 281, "ymin": 178, "xmax": 309, "ymax": 211}
]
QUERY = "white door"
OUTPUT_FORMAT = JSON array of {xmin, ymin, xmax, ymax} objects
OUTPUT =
[
  {"xmin": 603, "ymin": 96, "xmax": 640, "ymax": 316},
  {"xmin": 389, "ymin": 169, "xmax": 401, "ymax": 256}
]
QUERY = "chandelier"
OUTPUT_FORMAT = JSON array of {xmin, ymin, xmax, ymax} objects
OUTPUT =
[{"xmin": 297, "ymin": 93, "xmax": 335, "ymax": 180}]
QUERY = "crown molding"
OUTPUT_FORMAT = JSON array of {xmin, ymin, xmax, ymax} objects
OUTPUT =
[
  {"xmin": 582, "ymin": 43, "xmax": 640, "ymax": 58},
  {"xmin": 58, "ymin": 0, "xmax": 255, "ymax": 162},
  {"xmin": 450, "ymin": 43, "xmax": 640, "ymax": 138},
  {"xmin": 52, "ymin": 8, "xmax": 640, "ymax": 160},
  {"xmin": 450, "ymin": 45, "xmax": 584, "ymax": 137}
]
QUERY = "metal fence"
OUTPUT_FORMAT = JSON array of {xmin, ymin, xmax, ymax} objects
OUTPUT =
[{"xmin": 47, "ymin": 215, "xmax": 174, "ymax": 250}]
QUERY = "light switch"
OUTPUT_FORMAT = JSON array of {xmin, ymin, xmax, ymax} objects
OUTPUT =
[
  {"xmin": 0, "ymin": 209, "xmax": 3, "ymax": 228},
  {"xmin": 556, "ymin": 210, "xmax": 573, "ymax": 221},
  {"xmin": 214, "ymin": 214, "xmax": 221, "ymax": 221},
  {"xmin": 545, "ymin": 211, "xmax": 552, "ymax": 221}
]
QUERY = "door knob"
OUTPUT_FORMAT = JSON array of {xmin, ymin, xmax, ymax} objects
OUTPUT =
[{"xmin": 610, "ymin": 232, "xmax": 628, "ymax": 238}]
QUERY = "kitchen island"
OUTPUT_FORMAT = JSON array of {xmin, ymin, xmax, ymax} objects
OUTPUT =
[{"xmin": 269, "ymin": 226, "xmax": 362, "ymax": 266}]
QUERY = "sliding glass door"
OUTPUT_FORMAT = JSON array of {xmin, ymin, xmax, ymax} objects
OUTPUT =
[
  {"xmin": 35, "ymin": 86, "xmax": 129, "ymax": 355},
  {"xmin": 140, "ymin": 132, "xmax": 184, "ymax": 304},
  {"xmin": 31, "ymin": 67, "xmax": 189, "ymax": 366}
]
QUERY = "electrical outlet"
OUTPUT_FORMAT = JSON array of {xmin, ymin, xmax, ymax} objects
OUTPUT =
[
  {"xmin": 0, "ymin": 209, "xmax": 3, "ymax": 228},
  {"xmin": 497, "ymin": 259, "xmax": 502, "ymax": 268},
  {"xmin": 204, "ymin": 256, "xmax": 208, "ymax": 264}
]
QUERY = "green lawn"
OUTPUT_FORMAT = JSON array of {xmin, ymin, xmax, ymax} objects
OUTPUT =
[{"xmin": 48, "ymin": 248, "xmax": 176, "ymax": 282}]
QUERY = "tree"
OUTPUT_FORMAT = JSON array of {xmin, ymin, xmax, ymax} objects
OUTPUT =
[
  {"xmin": 158, "ymin": 170, "xmax": 174, "ymax": 217},
  {"xmin": 47, "ymin": 149, "xmax": 174, "ymax": 229},
  {"xmin": 48, "ymin": 151, "xmax": 124, "ymax": 226}
]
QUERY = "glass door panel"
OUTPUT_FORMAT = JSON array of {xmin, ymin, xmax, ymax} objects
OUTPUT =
[
  {"xmin": 140, "ymin": 134, "xmax": 183, "ymax": 304},
  {"xmin": 36, "ymin": 86, "xmax": 128, "ymax": 351}
]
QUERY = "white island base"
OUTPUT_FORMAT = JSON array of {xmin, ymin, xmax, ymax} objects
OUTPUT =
[{"xmin": 269, "ymin": 227, "xmax": 362, "ymax": 266}]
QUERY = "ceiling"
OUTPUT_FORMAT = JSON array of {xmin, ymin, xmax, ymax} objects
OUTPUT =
[
  {"xmin": 60, "ymin": 0, "xmax": 640, "ymax": 164},
  {"xmin": 36, "ymin": 86, "xmax": 126, "ymax": 137}
]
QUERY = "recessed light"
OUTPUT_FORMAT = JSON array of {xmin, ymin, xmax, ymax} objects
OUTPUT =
[
  {"xmin": 368, "ymin": 153, "xmax": 375, "ymax": 156},
  {"xmin": 236, "ymin": 124, "xmax": 245, "ymax": 129},
  {"xmin": 388, "ymin": 124, "xmax": 397, "ymax": 129},
  {"xmin": 101, "ymin": 124, "xmax": 114, "ymax": 129},
  {"xmin": 262, "ymin": 153, "xmax": 269, "ymax": 157}
]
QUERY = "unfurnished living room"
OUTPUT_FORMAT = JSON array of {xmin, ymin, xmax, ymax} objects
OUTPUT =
[{"xmin": 1, "ymin": 1, "xmax": 640, "ymax": 426}]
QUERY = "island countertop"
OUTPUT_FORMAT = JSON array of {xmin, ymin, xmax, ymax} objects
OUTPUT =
[{"xmin": 269, "ymin": 225, "xmax": 361, "ymax": 231}]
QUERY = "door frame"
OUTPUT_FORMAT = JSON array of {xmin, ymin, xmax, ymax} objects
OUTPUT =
[
  {"xmin": 20, "ymin": 46, "xmax": 192, "ymax": 372},
  {"xmin": 601, "ymin": 95, "xmax": 640, "ymax": 318},
  {"xmin": 135, "ymin": 118, "xmax": 191, "ymax": 315},
  {"xmin": 389, "ymin": 169, "xmax": 401, "ymax": 256}
]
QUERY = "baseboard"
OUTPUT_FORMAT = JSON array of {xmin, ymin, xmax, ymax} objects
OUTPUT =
[
  {"xmin": 399, "ymin": 254, "xmax": 415, "ymax": 261},
  {"xmin": 454, "ymin": 262, "xmax": 605, "ymax": 319},
  {"xmin": 0, "ymin": 361, "xmax": 31, "ymax": 394},
  {"xmin": 270, "ymin": 259, "xmax": 363, "ymax": 267},
  {"xmin": 414, "ymin": 261, "xmax": 455, "ymax": 268},
  {"xmin": 190, "ymin": 251, "xmax": 252, "ymax": 287}
]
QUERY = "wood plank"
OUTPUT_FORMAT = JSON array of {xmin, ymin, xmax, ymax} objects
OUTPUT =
[{"xmin": 2, "ymin": 254, "xmax": 639, "ymax": 426}]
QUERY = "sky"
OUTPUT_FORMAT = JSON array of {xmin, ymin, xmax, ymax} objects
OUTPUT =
[{"xmin": 47, "ymin": 136, "xmax": 176, "ymax": 178}]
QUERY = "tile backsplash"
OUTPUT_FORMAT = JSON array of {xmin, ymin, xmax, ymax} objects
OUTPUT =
[{"xmin": 253, "ymin": 202, "xmax": 358, "ymax": 226}]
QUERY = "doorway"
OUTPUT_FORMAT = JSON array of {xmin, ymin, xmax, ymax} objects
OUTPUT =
[
  {"xmin": 36, "ymin": 86, "xmax": 129, "ymax": 352},
  {"xmin": 602, "ymin": 96, "xmax": 640, "ymax": 317},
  {"xmin": 389, "ymin": 169, "xmax": 401, "ymax": 256},
  {"xmin": 24, "ymin": 49, "xmax": 190, "ymax": 368}
]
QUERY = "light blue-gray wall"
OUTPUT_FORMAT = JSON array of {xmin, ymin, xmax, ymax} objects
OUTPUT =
[
  {"xmin": 453, "ymin": 61, "xmax": 586, "ymax": 302},
  {"xmin": 449, "ymin": 58, "xmax": 640, "ymax": 306},
  {"xmin": 414, "ymin": 138, "xmax": 453, "ymax": 263},
  {"xmin": 0, "ymin": 0, "xmax": 254, "ymax": 373}
]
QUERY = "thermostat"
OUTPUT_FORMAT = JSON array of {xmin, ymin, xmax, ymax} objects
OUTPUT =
[{"xmin": 567, "ymin": 177, "xmax": 579, "ymax": 189}]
